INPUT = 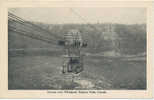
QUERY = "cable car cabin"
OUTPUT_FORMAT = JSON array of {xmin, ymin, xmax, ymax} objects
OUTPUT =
[{"xmin": 59, "ymin": 29, "xmax": 86, "ymax": 74}]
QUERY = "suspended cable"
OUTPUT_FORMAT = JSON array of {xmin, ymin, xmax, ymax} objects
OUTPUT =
[
  {"xmin": 8, "ymin": 19, "xmax": 57, "ymax": 41},
  {"xmin": 8, "ymin": 12, "xmax": 63, "ymax": 40},
  {"xmin": 8, "ymin": 26, "xmax": 58, "ymax": 45}
]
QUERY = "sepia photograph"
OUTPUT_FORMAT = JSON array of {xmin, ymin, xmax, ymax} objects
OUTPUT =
[{"xmin": 8, "ymin": 7, "xmax": 147, "ymax": 90}]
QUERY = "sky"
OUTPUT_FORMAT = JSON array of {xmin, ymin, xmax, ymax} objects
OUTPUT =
[{"xmin": 9, "ymin": 7, "xmax": 146, "ymax": 24}]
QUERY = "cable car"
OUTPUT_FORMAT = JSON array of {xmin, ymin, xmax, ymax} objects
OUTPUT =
[{"xmin": 58, "ymin": 29, "xmax": 87, "ymax": 74}]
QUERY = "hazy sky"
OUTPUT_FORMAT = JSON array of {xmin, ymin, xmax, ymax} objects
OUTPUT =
[{"xmin": 9, "ymin": 7, "xmax": 146, "ymax": 24}]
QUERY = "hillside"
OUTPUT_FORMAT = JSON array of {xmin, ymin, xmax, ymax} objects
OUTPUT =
[{"xmin": 9, "ymin": 22, "xmax": 146, "ymax": 55}]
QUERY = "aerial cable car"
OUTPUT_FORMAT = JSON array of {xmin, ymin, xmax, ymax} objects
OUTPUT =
[{"xmin": 58, "ymin": 29, "xmax": 87, "ymax": 74}]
